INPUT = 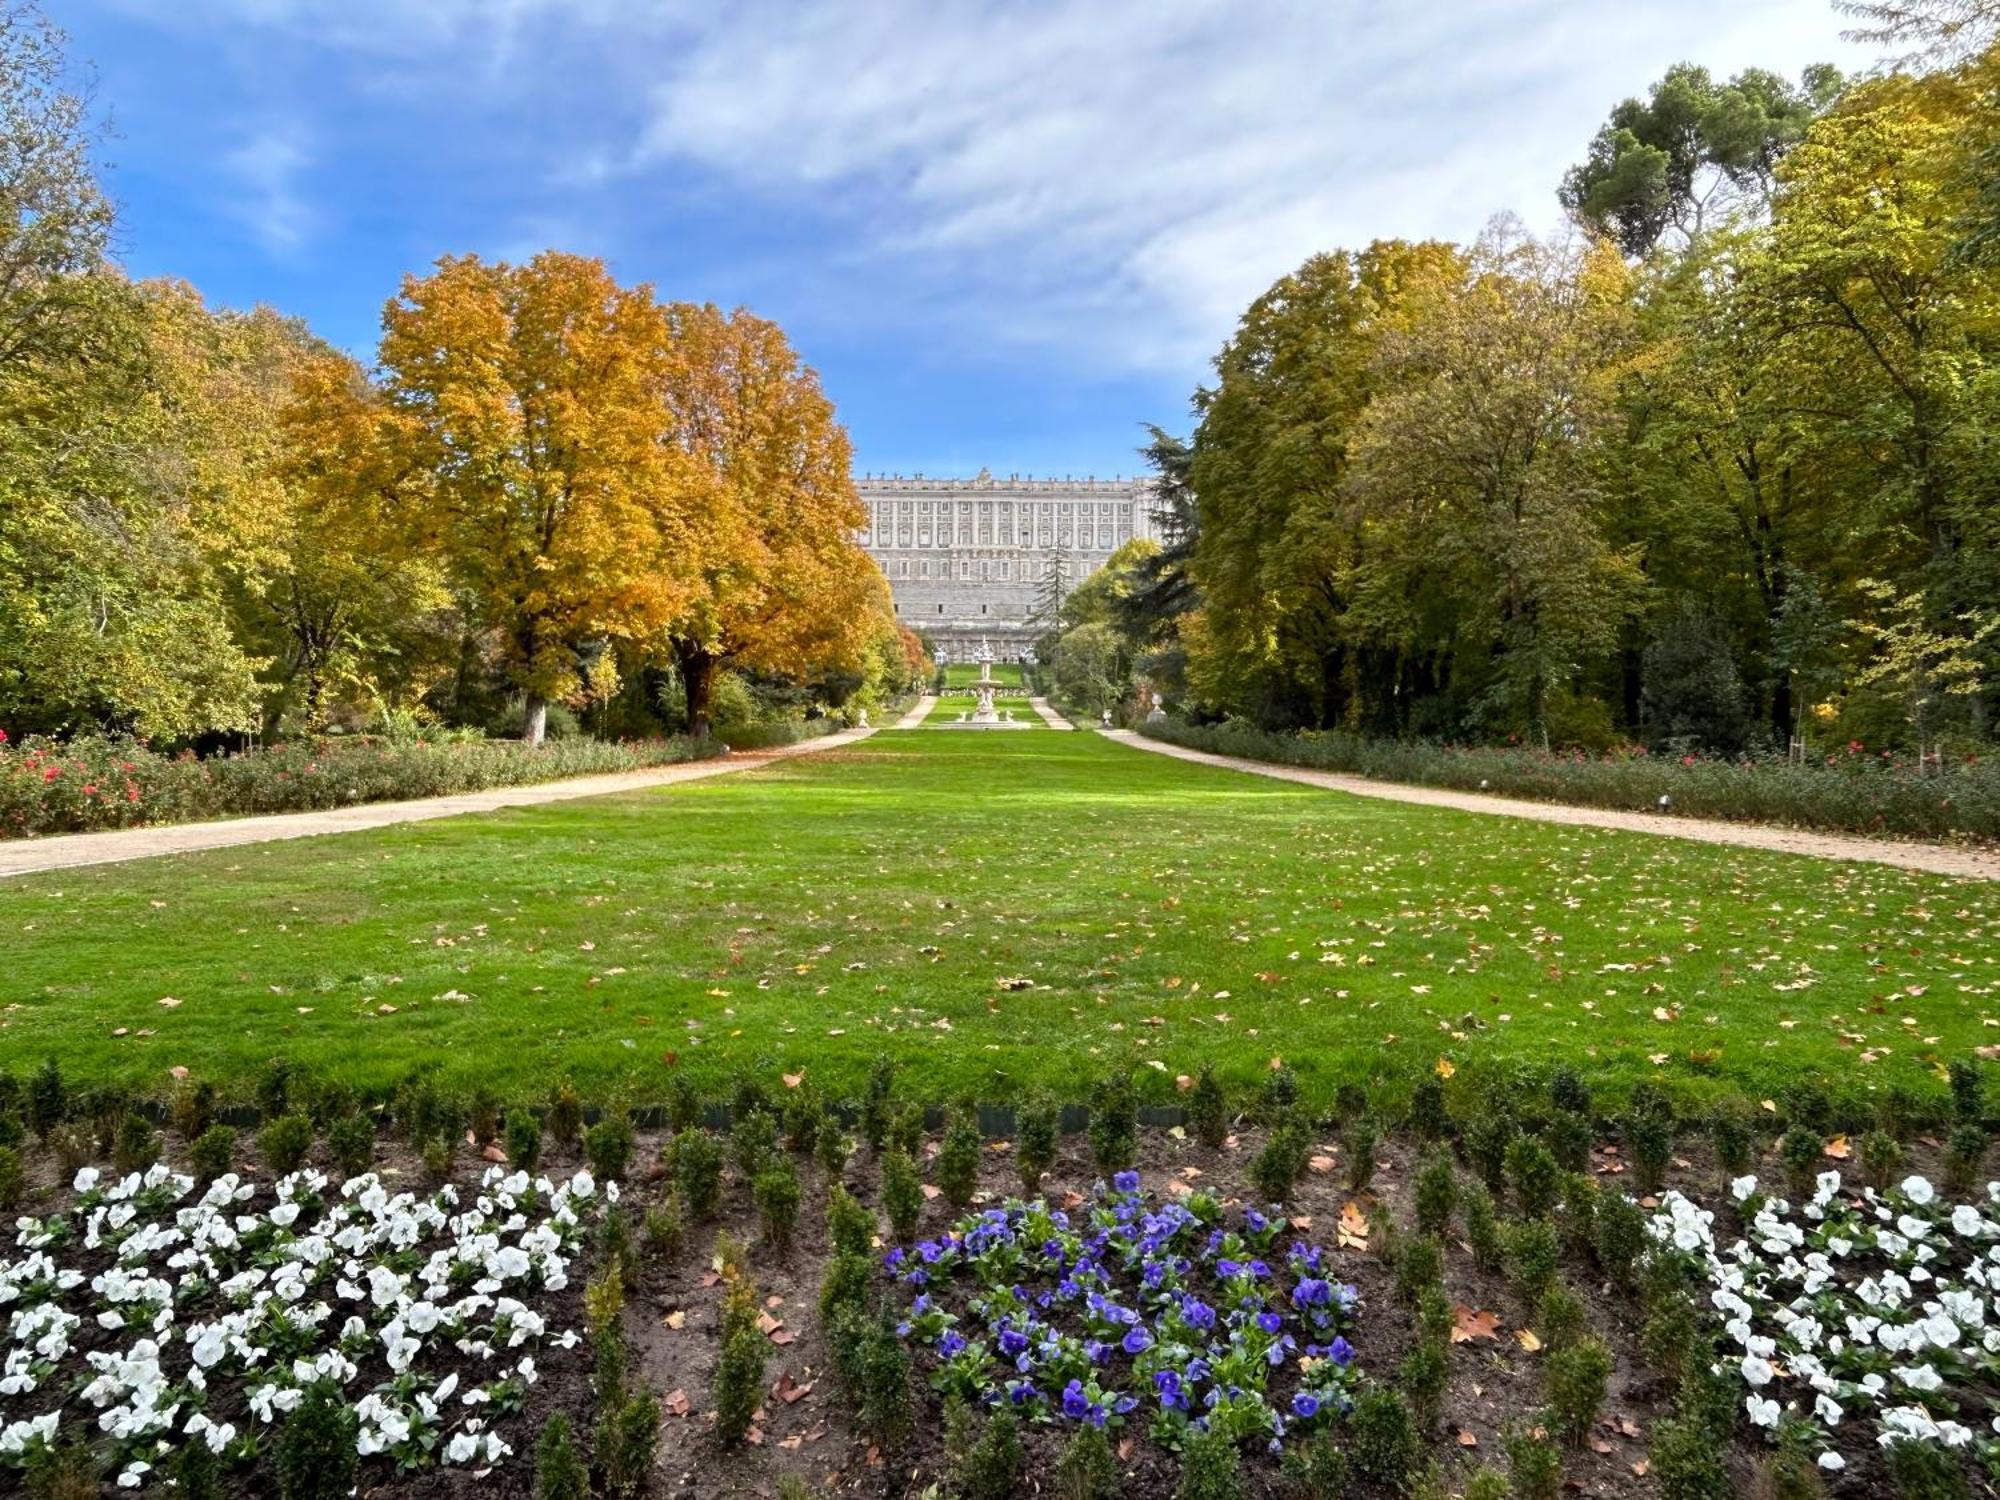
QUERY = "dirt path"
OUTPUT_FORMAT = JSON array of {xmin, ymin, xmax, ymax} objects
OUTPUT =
[
  {"xmin": 1028, "ymin": 696, "xmax": 1074, "ymax": 730},
  {"xmin": 0, "ymin": 729, "xmax": 876, "ymax": 880},
  {"xmin": 891, "ymin": 695, "xmax": 937, "ymax": 728},
  {"xmin": 1106, "ymin": 730, "xmax": 2000, "ymax": 881}
]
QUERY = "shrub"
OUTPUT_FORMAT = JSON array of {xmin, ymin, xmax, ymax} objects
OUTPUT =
[
  {"xmin": 1945, "ymin": 1122, "xmax": 1987, "ymax": 1197},
  {"xmin": 663, "ymin": 1071, "xmax": 702, "ymax": 1135},
  {"xmin": 1558, "ymin": 1173, "xmax": 1599, "ymax": 1260},
  {"xmin": 1504, "ymin": 1421, "xmax": 1561, "ymax": 1500},
  {"xmin": 504, "ymin": 1109, "xmax": 542, "ymax": 1173},
  {"xmin": 327, "ymin": 1114, "xmax": 374, "ymax": 1177},
  {"xmin": 113, "ymin": 1112, "xmax": 159, "ymax": 1174},
  {"xmin": 1536, "ymin": 1279, "xmax": 1588, "ymax": 1351},
  {"xmin": 533, "ymin": 1412, "xmax": 587, "ymax": 1500},
  {"xmin": 168, "ymin": 1076, "xmax": 217, "ymax": 1140},
  {"xmin": 835, "ymin": 1307, "xmax": 913, "ymax": 1450},
  {"xmin": 277, "ymin": 1384, "xmax": 358, "ymax": 1500},
  {"xmin": 882, "ymin": 1146, "xmax": 923, "ymax": 1242},
  {"xmin": 938, "ymin": 1107, "xmax": 982, "ymax": 1208},
  {"xmin": 1250, "ymin": 1119, "xmax": 1309, "ymax": 1203},
  {"xmin": 889, "ymin": 1103, "xmax": 925, "ymax": 1157},
  {"xmin": 1408, "ymin": 1077, "xmax": 1449, "ymax": 1141},
  {"xmin": 861, "ymin": 1056, "xmax": 897, "ymax": 1150},
  {"xmin": 1550, "ymin": 1066, "xmax": 1591, "ymax": 1118},
  {"xmin": 1859, "ymin": 1128, "xmax": 1903, "ymax": 1192},
  {"xmin": 190, "ymin": 1124, "xmax": 237, "ymax": 1182},
  {"xmin": 27, "ymin": 1057, "xmax": 64, "ymax": 1139},
  {"xmin": 636, "ymin": 1191, "xmax": 682, "ymax": 1264},
  {"xmin": 1347, "ymin": 1386, "xmax": 1417, "ymax": 1489},
  {"xmin": 1465, "ymin": 1111, "xmax": 1514, "ymax": 1193},
  {"xmin": 1416, "ymin": 1285, "xmax": 1455, "ymax": 1349},
  {"xmin": 1948, "ymin": 1059, "xmax": 1985, "ymax": 1123},
  {"xmin": 1016, "ymin": 1093, "xmax": 1059, "ymax": 1193},
  {"xmin": 1414, "ymin": 1152, "xmax": 1457, "ymax": 1236},
  {"xmin": 1780, "ymin": 1079, "xmax": 1829, "ymax": 1135},
  {"xmin": 782, "ymin": 1080, "xmax": 823, "ymax": 1155},
  {"xmin": 1545, "ymin": 1109, "xmax": 1591, "ymax": 1173},
  {"xmin": 421, "ymin": 1134, "xmax": 454, "ymax": 1184},
  {"xmin": 732, "ymin": 1106, "xmax": 778, "ymax": 1180},
  {"xmin": 25, "ymin": 1441, "xmax": 97, "ymax": 1500},
  {"xmin": 1088, "ymin": 1072, "xmax": 1136, "ymax": 1172},
  {"xmin": 955, "ymin": 1407, "xmax": 1025, "ymax": 1500},
  {"xmin": 1594, "ymin": 1191, "xmax": 1647, "ymax": 1285},
  {"xmin": 1625, "ymin": 1109, "xmax": 1673, "ymax": 1194},
  {"xmin": 1545, "ymin": 1335, "xmax": 1612, "ymax": 1445},
  {"xmin": 755, "ymin": 1157, "xmax": 802, "ymax": 1250},
  {"xmin": 714, "ymin": 1317, "xmax": 767, "ymax": 1445},
  {"xmin": 1056, "ymin": 1420, "xmax": 1120, "ymax": 1500},
  {"xmin": 598, "ymin": 1391, "xmax": 660, "ymax": 1498},
  {"xmin": 1504, "ymin": 1220, "xmax": 1561, "ymax": 1310},
  {"xmin": 672, "ymin": 1128, "xmax": 723, "ymax": 1220},
  {"xmin": 259, "ymin": 1114, "xmax": 314, "ymax": 1175},
  {"xmin": 1261, "ymin": 1064, "xmax": 1300, "ymax": 1121},
  {"xmin": 0, "ymin": 1145, "xmax": 21, "ymax": 1211},
  {"xmin": 1334, "ymin": 1080, "xmax": 1368, "ymax": 1122},
  {"xmin": 1400, "ymin": 1340, "xmax": 1448, "ymax": 1430},
  {"xmin": 1464, "ymin": 1180, "xmax": 1503, "ymax": 1272},
  {"xmin": 1778, "ymin": 1125, "xmax": 1821, "ymax": 1197},
  {"xmin": 585, "ymin": 1114, "xmax": 636, "ymax": 1182},
  {"xmin": 1281, "ymin": 1431, "xmax": 1348, "ymax": 1500},
  {"xmin": 1189, "ymin": 1062, "xmax": 1227, "ymax": 1149},
  {"xmin": 257, "ymin": 1057, "xmax": 300, "ymax": 1120},
  {"xmin": 1884, "ymin": 1440, "xmax": 1970, "ymax": 1500},
  {"xmin": 1176, "ymin": 1425, "xmax": 1246, "ymax": 1500},
  {"xmin": 170, "ymin": 1442, "xmax": 220, "ymax": 1500},
  {"xmin": 1396, "ymin": 1235, "xmax": 1445, "ymax": 1307},
  {"xmin": 1754, "ymin": 1426, "xmax": 1826, "ymax": 1500},
  {"xmin": 1649, "ymin": 1414, "xmax": 1728, "ymax": 1500},
  {"xmin": 1507, "ymin": 1134, "xmax": 1562, "ymax": 1219},
  {"xmin": 815, "ymin": 1111, "xmax": 854, "ymax": 1180},
  {"xmin": 1640, "ymin": 1289, "xmax": 1699, "ymax": 1391},
  {"xmin": 1463, "ymin": 1467, "xmax": 1511, "ymax": 1500},
  {"xmin": 826, "ymin": 1182, "xmax": 875, "ymax": 1258},
  {"xmin": 545, "ymin": 1078, "xmax": 583, "ymax": 1150},
  {"xmin": 1343, "ymin": 1116, "xmax": 1379, "ymax": 1192},
  {"xmin": 1711, "ymin": 1105, "xmax": 1753, "ymax": 1177}
]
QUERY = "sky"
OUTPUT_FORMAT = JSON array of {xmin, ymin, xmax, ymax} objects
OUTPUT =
[{"xmin": 66, "ymin": 0, "xmax": 1865, "ymax": 476}]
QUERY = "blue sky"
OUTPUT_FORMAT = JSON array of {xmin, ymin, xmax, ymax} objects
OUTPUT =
[{"xmin": 68, "ymin": 0, "xmax": 1862, "ymax": 476}]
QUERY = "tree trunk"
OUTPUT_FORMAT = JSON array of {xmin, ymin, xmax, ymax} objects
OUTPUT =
[
  {"xmin": 675, "ymin": 642, "xmax": 718, "ymax": 740},
  {"xmin": 522, "ymin": 693, "xmax": 549, "ymax": 747}
]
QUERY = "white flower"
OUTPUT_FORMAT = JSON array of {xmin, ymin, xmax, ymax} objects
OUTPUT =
[
  {"xmin": 1731, "ymin": 1175, "xmax": 1759, "ymax": 1202},
  {"xmin": 1740, "ymin": 1354, "xmax": 1775, "ymax": 1387},
  {"xmin": 1817, "ymin": 1452, "xmax": 1844, "ymax": 1472},
  {"xmin": 1952, "ymin": 1204, "xmax": 1986, "ymax": 1238},
  {"xmin": 1897, "ymin": 1362, "xmax": 1944, "ymax": 1392},
  {"xmin": 1902, "ymin": 1176, "xmax": 1936, "ymax": 1207},
  {"xmin": 1746, "ymin": 1395, "xmax": 1781, "ymax": 1427}
]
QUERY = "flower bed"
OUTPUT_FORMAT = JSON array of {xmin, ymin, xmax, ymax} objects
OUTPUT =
[
  {"xmin": 1650, "ymin": 1169, "xmax": 2000, "ymax": 1482},
  {"xmin": 0, "ymin": 1162, "xmax": 605, "ymax": 1488},
  {"xmin": 887, "ymin": 1173, "xmax": 1364, "ymax": 1454},
  {"xmin": 1141, "ymin": 717, "xmax": 2000, "ymax": 842},
  {"xmin": 0, "ymin": 731, "xmax": 720, "ymax": 839}
]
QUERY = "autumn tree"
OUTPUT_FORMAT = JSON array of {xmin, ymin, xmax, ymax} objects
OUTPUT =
[
  {"xmin": 653, "ymin": 301, "xmax": 883, "ymax": 739},
  {"xmin": 378, "ymin": 253, "xmax": 698, "ymax": 744}
]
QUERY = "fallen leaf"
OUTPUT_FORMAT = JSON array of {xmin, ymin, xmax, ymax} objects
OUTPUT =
[
  {"xmin": 1515, "ymin": 1328, "xmax": 1542, "ymax": 1352},
  {"xmin": 1337, "ymin": 1200, "xmax": 1369, "ymax": 1249},
  {"xmin": 664, "ymin": 1389, "xmax": 690, "ymax": 1417},
  {"xmin": 663, "ymin": 1311, "xmax": 686, "ymax": 1330},
  {"xmin": 1434, "ymin": 1056, "xmax": 1455, "ymax": 1078},
  {"xmin": 1451, "ymin": 1305, "xmax": 1502, "ymax": 1343},
  {"xmin": 1823, "ymin": 1134, "xmax": 1850, "ymax": 1160}
]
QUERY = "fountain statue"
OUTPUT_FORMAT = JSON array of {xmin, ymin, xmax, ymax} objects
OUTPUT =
[{"xmin": 942, "ymin": 637, "xmax": 1029, "ymax": 730}]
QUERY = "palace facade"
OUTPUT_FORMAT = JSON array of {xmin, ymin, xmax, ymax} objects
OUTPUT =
[{"xmin": 856, "ymin": 471, "xmax": 1156, "ymax": 661}]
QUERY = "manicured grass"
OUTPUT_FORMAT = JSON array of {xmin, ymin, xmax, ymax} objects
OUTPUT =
[
  {"xmin": 924, "ymin": 692, "xmax": 1038, "ymax": 724},
  {"xmin": 941, "ymin": 662, "xmax": 1025, "ymax": 687},
  {"xmin": 5, "ymin": 731, "xmax": 1997, "ymax": 1114}
]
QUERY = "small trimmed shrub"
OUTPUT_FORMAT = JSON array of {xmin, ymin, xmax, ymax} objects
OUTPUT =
[
  {"xmin": 1754, "ymin": 1426, "xmax": 1826, "ymax": 1500},
  {"xmin": 585, "ymin": 1114, "xmax": 636, "ymax": 1181},
  {"xmin": 889, "ymin": 1103, "xmax": 925, "ymax": 1158},
  {"xmin": 643, "ymin": 1194, "xmax": 686, "ymax": 1265},
  {"xmin": 1176, "ymin": 1425, "xmax": 1246, "ymax": 1500},
  {"xmin": 168, "ymin": 1076, "xmax": 217, "ymax": 1141},
  {"xmin": 1465, "ymin": 1111, "xmax": 1515, "ymax": 1193},
  {"xmin": 1464, "ymin": 1180, "xmax": 1503, "ymax": 1272},
  {"xmin": 862, "ymin": 1056, "xmax": 897, "ymax": 1150},
  {"xmin": 1550, "ymin": 1066, "xmax": 1591, "ymax": 1118},
  {"xmin": 1088, "ymin": 1072, "xmax": 1136, "ymax": 1172},
  {"xmin": 883, "ymin": 1145, "xmax": 923, "ymax": 1242},
  {"xmin": 28, "ymin": 1058, "xmax": 65, "ymax": 1139},
  {"xmin": 1594, "ymin": 1190, "xmax": 1647, "ymax": 1285},
  {"xmin": 259, "ymin": 1114, "xmax": 314, "ymax": 1175},
  {"xmin": 1189, "ymin": 1062, "xmax": 1227, "ymax": 1149},
  {"xmin": 1400, "ymin": 1340, "xmax": 1448, "ymax": 1430},
  {"xmin": 782, "ymin": 1080, "xmax": 823, "ymax": 1154},
  {"xmin": 1778, "ymin": 1125, "xmax": 1821, "ymax": 1197},
  {"xmin": 1334, "ymin": 1080, "xmax": 1368, "ymax": 1122},
  {"xmin": 533, "ymin": 1411, "xmax": 587, "ymax": 1500},
  {"xmin": 598, "ymin": 1391, "xmax": 660, "ymax": 1498},
  {"xmin": 1711, "ymin": 1106, "xmax": 1753, "ymax": 1177},
  {"xmin": 256, "ymin": 1057, "xmax": 300, "ymax": 1121},
  {"xmin": 1343, "ymin": 1116, "xmax": 1379, "ymax": 1192},
  {"xmin": 1416, "ymin": 1285, "xmax": 1454, "ymax": 1349},
  {"xmin": 1261, "ymin": 1064, "xmax": 1300, "ymax": 1122},
  {"xmin": 1858, "ymin": 1128, "xmax": 1902, "ymax": 1192},
  {"xmin": 831, "ymin": 1306, "xmax": 913, "ymax": 1450},
  {"xmin": 826, "ymin": 1182, "xmax": 875, "ymax": 1258},
  {"xmin": 190, "ymin": 1124, "xmax": 237, "ymax": 1183},
  {"xmin": 1280, "ymin": 1431, "xmax": 1348, "ymax": 1500},
  {"xmin": 24, "ymin": 1441, "xmax": 97, "ymax": 1500},
  {"xmin": 1250, "ymin": 1119, "xmax": 1309, "ymax": 1203},
  {"xmin": 170, "ymin": 1442, "xmax": 220, "ymax": 1500},
  {"xmin": 815, "ymin": 1110, "xmax": 854, "ymax": 1180},
  {"xmin": 1945, "ymin": 1122, "xmax": 1987, "ymax": 1197},
  {"xmin": 1545, "ymin": 1335, "xmax": 1612, "ymax": 1445},
  {"xmin": 1949, "ymin": 1058, "xmax": 1985, "ymax": 1123},
  {"xmin": 1056, "ymin": 1420, "xmax": 1120, "ymax": 1500},
  {"xmin": 672, "ymin": 1128, "xmax": 723, "ymax": 1220},
  {"xmin": 421, "ymin": 1134, "xmax": 454, "ymax": 1184},
  {"xmin": 504, "ymin": 1109, "xmax": 542, "ymax": 1173},
  {"xmin": 755, "ymin": 1157, "xmax": 802, "ymax": 1250},
  {"xmin": 327, "ymin": 1114, "xmax": 374, "ymax": 1176},
  {"xmin": 733, "ymin": 1106, "xmax": 778, "ymax": 1180},
  {"xmin": 1884, "ymin": 1440, "xmax": 1970, "ymax": 1500},
  {"xmin": 1414, "ymin": 1152, "xmax": 1457, "ymax": 1237},
  {"xmin": 938, "ymin": 1108, "xmax": 982, "ymax": 1209},
  {"xmin": 545, "ymin": 1078, "xmax": 583, "ymax": 1150},
  {"xmin": 1463, "ymin": 1467, "xmax": 1511, "ymax": 1500},
  {"xmin": 113, "ymin": 1112, "xmax": 159, "ymax": 1174},
  {"xmin": 955, "ymin": 1407, "xmax": 1025, "ymax": 1500},
  {"xmin": 714, "ymin": 1316, "xmax": 767, "ymax": 1444},
  {"xmin": 1536, "ymin": 1280, "xmax": 1587, "ymax": 1352},
  {"xmin": 1504, "ymin": 1219, "xmax": 1561, "ymax": 1310},
  {"xmin": 1408, "ymin": 1077, "xmax": 1449, "ymax": 1141},
  {"xmin": 1649, "ymin": 1414, "xmax": 1728, "ymax": 1500},
  {"xmin": 1016, "ymin": 1093, "xmax": 1059, "ymax": 1194},
  {"xmin": 1348, "ymin": 1386, "xmax": 1417, "ymax": 1489},
  {"xmin": 1641, "ymin": 1289, "xmax": 1699, "ymax": 1391},
  {"xmin": 0, "ymin": 1145, "xmax": 21, "ymax": 1211},
  {"xmin": 1625, "ymin": 1108, "xmax": 1673, "ymax": 1194},
  {"xmin": 1507, "ymin": 1134, "xmax": 1562, "ymax": 1219},
  {"xmin": 277, "ymin": 1384, "xmax": 358, "ymax": 1500},
  {"xmin": 1546, "ymin": 1109, "xmax": 1591, "ymax": 1173},
  {"xmin": 1504, "ymin": 1421, "xmax": 1561, "ymax": 1500},
  {"xmin": 1396, "ymin": 1234, "xmax": 1445, "ymax": 1307},
  {"xmin": 1558, "ymin": 1172, "xmax": 1599, "ymax": 1260}
]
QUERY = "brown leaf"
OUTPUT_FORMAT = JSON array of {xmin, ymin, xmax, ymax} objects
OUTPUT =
[
  {"xmin": 1632, "ymin": 1460, "xmax": 1651, "ymax": 1476},
  {"xmin": 482, "ymin": 1143, "xmax": 508, "ymax": 1162},
  {"xmin": 1450, "ymin": 1305, "xmax": 1503, "ymax": 1343},
  {"xmin": 756, "ymin": 1311, "xmax": 783, "ymax": 1335},
  {"xmin": 1456, "ymin": 1429, "xmax": 1479, "ymax": 1447},
  {"xmin": 1336, "ymin": 1200, "xmax": 1369, "ymax": 1249},
  {"xmin": 663, "ymin": 1389, "xmax": 690, "ymax": 1417},
  {"xmin": 1823, "ymin": 1134, "xmax": 1851, "ymax": 1160},
  {"xmin": 1307, "ymin": 1154, "xmax": 1336, "ymax": 1175},
  {"xmin": 1515, "ymin": 1328, "xmax": 1542, "ymax": 1352},
  {"xmin": 662, "ymin": 1310, "xmax": 686, "ymax": 1330}
]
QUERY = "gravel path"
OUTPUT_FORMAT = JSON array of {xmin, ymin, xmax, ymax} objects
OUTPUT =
[
  {"xmin": 891, "ymin": 695, "xmax": 937, "ymax": 728},
  {"xmin": 1028, "ymin": 696, "xmax": 1074, "ymax": 730},
  {"xmin": 0, "ymin": 729, "xmax": 876, "ymax": 879},
  {"xmin": 1105, "ymin": 731, "xmax": 2000, "ymax": 881}
]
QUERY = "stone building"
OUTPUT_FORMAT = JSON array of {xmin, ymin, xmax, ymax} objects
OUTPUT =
[{"xmin": 856, "ymin": 470, "xmax": 1156, "ymax": 661}]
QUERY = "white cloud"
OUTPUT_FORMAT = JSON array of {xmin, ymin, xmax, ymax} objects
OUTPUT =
[
  {"xmin": 222, "ymin": 125, "xmax": 315, "ymax": 257},
  {"xmin": 134, "ymin": 0, "xmax": 1868, "ymax": 370}
]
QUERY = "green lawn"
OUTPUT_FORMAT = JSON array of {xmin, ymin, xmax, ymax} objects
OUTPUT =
[
  {"xmin": 925, "ymin": 693, "xmax": 1038, "ymax": 724},
  {"xmin": 5, "ymin": 730, "xmax": 1996, "ymax": 1115},
  {"xmin": 940, "ymin": 661, "xmax": 1025, "ymax": 688}
]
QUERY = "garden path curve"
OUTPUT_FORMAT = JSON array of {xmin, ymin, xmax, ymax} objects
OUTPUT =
[
  {"xmin": 890, "ymin": 695, "xmax": 937, "ymax": 728},
  {"xmin": 1028, "ymin": 696, "xmax": 1074, "ymax": 729},
  {"xmin": 0, "ymin": 728, "xmax": 876, "ymax": 879},
  {"xmin": 1105, "ymin": 731, "xmax": 2000, "ymax": 881}
]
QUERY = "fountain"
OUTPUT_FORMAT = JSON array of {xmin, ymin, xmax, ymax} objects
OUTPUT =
[{"xmin": 943, "ymin": 637, "xmax": 1031, "ymax": 730}]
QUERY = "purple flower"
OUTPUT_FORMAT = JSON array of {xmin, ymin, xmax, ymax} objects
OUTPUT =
[
  {"xmin": 999, "ymin": 1328, "xmax": 1029, "ymax": 1357},
  {"xmin": 938, "ymin": 1330, "xmax": 967, "ymax": 1358},
  {"xmin": 1255, "ymin": 1310, "xmax": 1283, "ymax": 1335},
  {"xmin": 1121, "ymin": 1325, "xmax": 1153, "ymax": 1355},
  {"xmin": 1113, "ymin": 1170, "xmax": 1140, "ymax": 1193},
  {"xmin": 1327, "ymin": 1335, "xmax": 1354, "ymax": 1367},
  {"xmin": 1062, "ymin": 1380, "xmax": 1091, "ymax": 1420},
  {"xmin": 1180, "ymin": 1296, "xmax": 1215, "ymax": 1330}
]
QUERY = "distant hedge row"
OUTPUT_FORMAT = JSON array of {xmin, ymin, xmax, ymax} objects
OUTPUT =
[
  {"xmin": 1140, "ymin": 718, "xmax": 2000, "ymax": 844},
  {"xmin": 0, "ymin": 731, "xmax": 723, "ymax": 839}
]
